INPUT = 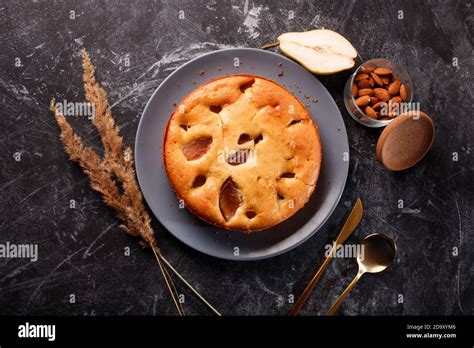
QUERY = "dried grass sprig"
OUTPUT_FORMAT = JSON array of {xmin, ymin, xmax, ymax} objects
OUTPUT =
[
  {"xmin": 50, "ymin": 99, "xmax": 184, "ymax": 316},
  {"xmin": 50, "ymin": 49, "xmax": 221, "ymax": 316}
]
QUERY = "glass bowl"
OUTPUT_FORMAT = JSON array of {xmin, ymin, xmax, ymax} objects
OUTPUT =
[{"xmin": 343, "ymin": 58, "xmax": 414, "ymax": 128}]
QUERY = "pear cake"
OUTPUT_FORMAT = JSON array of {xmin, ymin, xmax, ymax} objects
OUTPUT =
[{"xmin": 163, "ymin": 74, "xmax": 322, "ymax": 231}]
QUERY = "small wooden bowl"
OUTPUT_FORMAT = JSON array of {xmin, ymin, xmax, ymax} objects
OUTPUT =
[{"xmin": 376, "ymin": 111, "xmax": 435, "ymax": 171}]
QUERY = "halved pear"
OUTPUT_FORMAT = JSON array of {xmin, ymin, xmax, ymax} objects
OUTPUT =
[{"xmin": 278, "ymin": 29, "xmax": 357, "ymax": 75}]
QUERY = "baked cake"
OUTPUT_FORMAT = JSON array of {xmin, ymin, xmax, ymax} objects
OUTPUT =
[{"xmin": 163, "ymin": 74, "xmax": 322, "ymax": 231}]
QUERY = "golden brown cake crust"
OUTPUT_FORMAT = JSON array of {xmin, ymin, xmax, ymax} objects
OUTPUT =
[{"xmin": 163, "ymin": 74, "xmax": 322, "ymax": 231}]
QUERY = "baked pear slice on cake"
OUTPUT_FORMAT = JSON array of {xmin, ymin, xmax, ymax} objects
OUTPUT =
[{"xmin": 278, "ymin": 29, "xmax": 357, "ymax": 75}]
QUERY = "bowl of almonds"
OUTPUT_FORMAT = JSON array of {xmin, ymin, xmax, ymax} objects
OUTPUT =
[{"xmin": 343, "ymin": 58, "xmax": 413, "ymax": 127}]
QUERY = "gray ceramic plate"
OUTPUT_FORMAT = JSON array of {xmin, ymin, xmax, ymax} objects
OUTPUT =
[{"xmin": 135, "ymin": 48, "xmax": 349, "ymax": 260}]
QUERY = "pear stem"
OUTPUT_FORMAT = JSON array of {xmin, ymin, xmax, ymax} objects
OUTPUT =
[{"xmin": 261, "ymin": 42, "xmax": 279, "ymax": 50}]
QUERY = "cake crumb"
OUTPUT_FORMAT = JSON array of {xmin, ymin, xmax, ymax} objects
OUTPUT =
[
  {"xmin": 199, "ymin": 69, "xmax": 205, "ymax": 76},
  {"xmin": 278, "ymin": 62, "xmax": 283, "ymax": 67},
  {"xmin": 278, "ymin": 70, "xmax": 284, "ymax": 77},
  {"xmin": 304, "ymin": 94, "xmax": 310, "ymax": 99},
  {"xmin": 217, "ymin": 67, "xmax": 223, "ymax": 71},
  {"xmin": 312, "ymin": 97, "xmax": 318, "ymax": 103}
]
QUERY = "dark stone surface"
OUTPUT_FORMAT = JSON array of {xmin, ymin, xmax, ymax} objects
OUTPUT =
[{"xmin": 0, "ymin": 0, "xmax": 472, "ymax": 315}]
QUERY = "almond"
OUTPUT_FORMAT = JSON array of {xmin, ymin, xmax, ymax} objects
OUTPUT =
[
  {"xmin": 354, "ymin": 73, "xmax": 369, "ymax": 81},
  {"xmin": 368, "ymin": 77, "xmax": 375, "ymax": 87},
  {"xmin": 373, "ymin": 88, "xmax": 390, "ymax": 101},
  {"xmin": 356, "ymin": 95, "xmax": 371, "ymax": 107},
  {"xmin": 391, "ymin": 96, "xmax": 402, "ymax": 104},
  {"xmin": 357, "ymin": 79, "xmax": 371, "ymax": 89},
  {"xmin": 370, "ymin": 72, "xmax": 384, "ymax": 86},
  {"xmin": 372, "ymin": 101, "xmax": 386, "ymax": 110},
  {"xmin": 400, "ymin": 84, "xmax": 408, "ymax": 101},
  {"xmin": 369, "ymin": 97, "xmax": 379, "ymax": 106},
  {"xmin": 374, "ymin": 68, "xmax": 392, "ymax": 75},
  {"xmin": 388, "ymin": 79, "xmax": 401, "ymax": 95},
  {"xmin": 360, "ymin": 66, "xmax": 375, "ymax": 74},
  {"xmin": 352, "ymin": 83, "xmax": 358, "ymax": 97},
  {"xmin": 365, "ymin": 106, "xmax": 378, "ymax": 119},
  {"xmin": 358, "ymin": 88, "xmax": 374, "ymax": 97},
  {"xmin": 381, "ymin": 76, "xmax": 390, "ymax": 85}
]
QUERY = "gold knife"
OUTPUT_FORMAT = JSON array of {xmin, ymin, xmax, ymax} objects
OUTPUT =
[{"xmin": 288, "ymin": 198, "xmax": 363, "ymax": 315}]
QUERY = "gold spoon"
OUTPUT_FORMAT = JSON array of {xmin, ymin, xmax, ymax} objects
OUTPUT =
[{"xmin": 326, "ymin": 233, "xmax": 397, "ymax": 315}]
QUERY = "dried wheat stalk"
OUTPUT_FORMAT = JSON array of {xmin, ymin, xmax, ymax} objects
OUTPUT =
[{"xmin": 50, "ymin": 49, "xmax": 220, "ymax": 316}]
